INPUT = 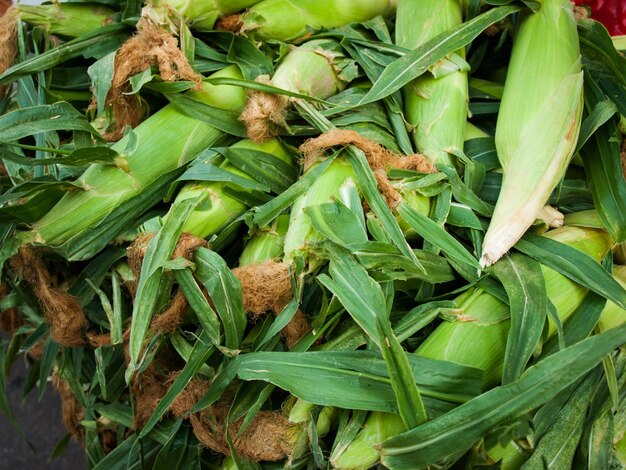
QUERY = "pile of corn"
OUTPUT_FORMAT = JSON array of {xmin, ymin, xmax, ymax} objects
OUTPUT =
[{"xmin": 0, "ymin": 0, "xmax": 625, "ymax": 468}]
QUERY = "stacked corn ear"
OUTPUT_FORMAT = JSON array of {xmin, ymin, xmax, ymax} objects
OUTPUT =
[
  {"xmin": 481, "ymin": 0, "xmax": 584, "ymax": 266},
  {"xmin": 239, "ymin": 0, "xmax": 397, "ymax": 41},
  {"xmin": 0, "ymin": 1, "xmax": 625, "ymax": 469},
  {"xmin": 396, "ymin": 0, "xmax": 468, "ymax": 165}
]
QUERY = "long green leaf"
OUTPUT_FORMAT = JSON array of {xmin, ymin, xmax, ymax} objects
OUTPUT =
[
  {"xmin": 397, "ymin": 203, "xmax": 480, "ymax": 268},
  {"xmin": 127, "ymin": 198, "xmax": 199, "ymax": 377},
  {"xmin": 516, "ymin": 233, "xmax": 626, "ymax": 309},
  {"xmin": 194, "ymin": 248, "xmax": 246, "ymax": 350},
  {"xmin": 360, "ymin": 5, "xmax": 523, "ymax": 104},
  {"xmin": 380, "ymin": 322, "xmax": 626, "ymax": 469},
  {"xmin": 492, "ymin": 253, "xmax": 547, "ymax": 384},
  {"xmin": 580, "ymin": 73, "xmax": 626, "ymax": 243},
  {"xmin": 318, "ymin": 246, "xmax": 427, "ymax": 427},
  {"xmin": 234, "ymin": 350, "xmax": 482, "ymax": 410},
  {"xmin": 0, "ymin": 102, "xmax": 101, "ymax": 142},
  {"xmin": 0, "ymin": 24, "xmax": 128, "ymax": 85},
  {"xmin": 165, "ymin": 93, "xmax": 247, "ymax": 137},
  {"xmin": 174, "ymin": 268, "xmax": 221, "ymax": 346}
]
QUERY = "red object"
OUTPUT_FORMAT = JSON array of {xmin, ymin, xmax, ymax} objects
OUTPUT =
[{"xmin": 573, "ymin": 0, "xmax": 626, "ymax": 36}]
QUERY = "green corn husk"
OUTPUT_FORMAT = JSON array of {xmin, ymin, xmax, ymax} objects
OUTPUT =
[
  {"xmin": 240, "ymin": 0, "xmax": 396, "ymax": 41},
  {"xmin": 486, "ymin": 265, "xmax": 626, "ymax": 469},
  {"xmin": 596, "ymin": 265, "xmax": 626, "ymax": 332},
  {"xmin": 284, "ymin": 159, "xmax": 356, "ymax": 263},
  {"xmin": 239, "ymin": 214, "xmax": 289, "ymax": 266},
  {"xmin": 417, "ymin": 226, "xmax": 612, "ymax": 387},
  {"xmin": 272, "ymin": 39, "xmax": 356, "ymax": 100},
  {"xmin": 336, "ymin": 226, "xmax": 612, "ymax": 469},
  {"xmin": 31, "ymin": 65, "xmax": 246, "ymax": 247},
  {"xmin": 332, "ymin": 411, "xmax": 405, "ymax": 469},
  {"xmin": 16, "ymin": 4, "xmax": 118, "ymax": 38},
  {"xmin": 175, "ymin": 138, "xmax": 294, "ymax": 238},
  {"xmin": 396, "ymin": 0, "xmax": 468, "ymax": 165},
  {"xmin": 156, "ymin": 0, "xmax": 262, "ymax": 30},
  {"xmin": 480, "ymin": 0, "xmax": 584, "ymax": 266}
]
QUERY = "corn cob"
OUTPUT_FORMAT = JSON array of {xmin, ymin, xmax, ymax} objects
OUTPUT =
[{"xmin": 481, "ymin": 0, "xmax": 584, "ymax": 266}]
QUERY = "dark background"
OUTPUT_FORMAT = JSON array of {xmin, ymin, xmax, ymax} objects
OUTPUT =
[{"xmin": 0, "ymin": 356, "xmax": 86, "ymax": 470}]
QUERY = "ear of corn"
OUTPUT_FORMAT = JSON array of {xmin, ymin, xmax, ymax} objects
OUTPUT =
[
  {"xmin": 271, "ymin": 39, "xmax": 356, "ymax": 100},
  {"xmin": 16, "ymin": 4, "xmax": 117, "ymax": 38},
  {"xmin": 157, "ymin": 0, "xmax": 262, "ymax": 30},
  {"xmin": 332, "ymin": 411, "xmax": 405, "ymax": 469},
  {"xmin": 417, "ymin": 226, "xmax": 613, "ymax": 387},
  {"xmin": 396, "ymin": 0, "xmax": 468, "ymax": 165},
  {"xmin": 31, "ymin": 65, "xmax": 246, "ymax": 246},
  {"xmin": 239, "ymin": 214, "xmax": 289, "ymax": 266},
  {"xmin": 480, "ymin": 0, "xmax": 584, "ymax": 266},
  {"xmin": 175, "ymin": 138, "xmax": 294, "ymax": 238},
  {"xmin": 241, "ymin": 0, "xmax": 396, "ymax": 41}
]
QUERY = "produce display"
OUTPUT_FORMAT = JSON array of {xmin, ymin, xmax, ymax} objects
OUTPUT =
[{"xmin": 0, "ymin": 0, "xmax": 625, "ymax": 468}]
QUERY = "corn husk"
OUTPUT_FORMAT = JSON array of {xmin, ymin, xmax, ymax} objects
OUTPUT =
[
  {"xmin": 480, "ymin": 0, "xmax": 584, "ymax": 266},
  {"xmin": 32, "ymin": 65, "xmax": 246, "ymax": 246},
  {"xmin": 175, "ymin": 138, "xmax": 293, "ymax": 238},
  {"xmin": 17, "ymin": 4, "xmax": 117, "ymax": 38},
  {"xmin": 396, "ymin": 0, "xmax": 468, "ymax": 165},
  {"xmin": 417, "ymin": 226, "xmax": 613, "ymax": 387},
  {"xmin": 241, "ymin": 0, "xmax": 396, "ymax": 41},
  {"xmin": 157, "ymin": 0, "xmax": 261, "ymax": 30}
]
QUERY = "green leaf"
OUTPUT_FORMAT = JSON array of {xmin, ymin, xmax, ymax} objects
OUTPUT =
[
  {"xmin": 580, "ymin": 73, "xmax": 626, "ymax": 243},
  {"xmin": 127, "ymin": 198, "xmax": 200, "ymax": 376},
  {"xmin": 0, "ymin": 102, "xmax": 101, "ymax": 142},
  {"xmin": 205, "ymin": 32, "xmax": 273, "ymax": 80},
  {"xmin": 253, "ymin": 156, "xmax": 335, "ymax": 227},
  {"xmin": 522, "ymin": 370, "xmax": 600, "ymax": 469},
  {"xmin": 87, "ymin": 51, "xmax": 116, "ymax": 115},
  {"xmin": 380, "ymin": 322, "xmax": 626, "ymax": 469},
  {"xmin": 174, "ymin": 268, "xmax": 221, "ymax": 346},
  {"xmin": 306, "ymin": 201, "xmax": 368, "ymax": 246},
  {"xmin": 164, "ymin": 93, "xmax": 247, "ymax": 137},
  {"xmin": 516, "ymin": 233, "xmax": 626, "ymax": 309},
  {"xmin": 37, "ymin": 337, "xmax": 58, "ymax": 400},
  {"xmin": 0, "ymin": 144, "xmax": 120, "ymax": 167},
  {"xmin": 218, "ymin": 147, "xmax": 298, "ymax": 194},
  {"xmin": 152, "ymin": 423, "xmax": 200, "ymax": 470},
  {"xmin": 575, "ymin": 99, "xmax": 618, "ymax": 153},
  {"xmin": 542, "ymin": 292, "xmax": 607, "ymax": 357},
  {"xmin": 360, "ymin": 5, "xmax": 523, "ymax": 104},
  {"xmin": 492, "ymin": 253, "xmax": 547, "ymax": 384},
  {"xmin": 0, "ymin": 24, "xmax": 128, "ymax": 86},
  {"xmin": 232, "ymin": 350, "xmax": 482, "ymax": 412},
  {"xmin": 350, "ymin": 243, "xmax": 455, "ymax": 283},
  {"xmin": 397, "ymin": 203, "xmax": 480, "ymax": 269},
  {"xmin": 346, "ymin": 147, "xmax": 421, "ymax": 267},
  {"xmin": 318, "ymin": 246, "xmax": 427, "ymax": 427},
  {"xmin": 194, "ymin": 247, "xmax": 246, "ymax": 350}
]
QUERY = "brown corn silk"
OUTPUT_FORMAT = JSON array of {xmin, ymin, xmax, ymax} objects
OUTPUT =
[
  {"xmin": 52, "ymin": 373, "xmax": 85, "ymax": 440},
  {"xmin": 299, "ymin": 128, "xmax": 436, "ymax": 209},
  {"xmin": 0, "ymin": 7, "xmax": 17, "ymax": 99},
  {"xmin": 98, "ymin": 17, "xmax": 203, "ymax": 141},
  {"xmin": 10, "ymin": 248, "xmax": 87, "ymax": 346},
  {"xmin": 239, "ymin": 75, "xmax": 289, "ymax": 142},
  {"xmin": 232, "ymin": 260, "xmax": 311, "ymax": 348},
  {"xmin": 170, "ymin": 378, "xmax": 296, "ymax": 461}
]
